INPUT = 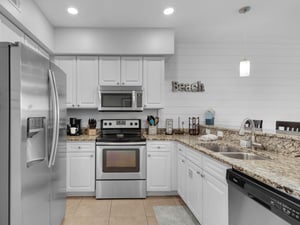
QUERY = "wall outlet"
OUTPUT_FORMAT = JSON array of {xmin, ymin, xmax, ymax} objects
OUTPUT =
[
  {"xmin": 217, "ymin": 131, "xmax": 224, "ymax": 138},
  {"xmin": 206, "ymin": 128, "xmax": 210, "ymax": 134}
]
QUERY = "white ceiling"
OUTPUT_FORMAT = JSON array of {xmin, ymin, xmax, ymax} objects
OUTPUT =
[{"xmin": 33, "ymin": 0, "xmax": 300, "ymax": 42}]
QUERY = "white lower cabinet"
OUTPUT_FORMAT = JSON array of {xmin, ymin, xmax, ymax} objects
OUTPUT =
[
  {"xmin": 147, "ymin": 141, "xmax": 173, "ymax": 192},
  {"xmin": 67, "ymin": 142, "xmax": 95, "ymax": 193},
  {"xmin": 177, "ymin": 144, "xmax": 229, "ymax": 225},
  {"xmin": 186, "ymin": 161, "xmax": 203, "ymax": 224},
  {"xmin": 203, "ymin": 171, "xmax": 228, "ymax": 225},
  {"xmin": 177, "ymin": 153, "xmax": 187, "ymax": 202},
  {"xmin": 147, "ymin": 151, "xmax": 171, "ymax": 191}
]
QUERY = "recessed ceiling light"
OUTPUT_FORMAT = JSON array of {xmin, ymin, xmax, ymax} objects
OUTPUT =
[
  {"xmin": 67, "ymin": 7, "xmax": 78, "ymax": 15},
  {"xmin": 164, "ymin": 7, "xmax": 174, "ymax": 15}
]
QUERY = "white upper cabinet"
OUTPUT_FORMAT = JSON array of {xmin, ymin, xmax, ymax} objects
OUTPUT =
[
  {"xmin": 99, "ymin": 56, "xmax": 121, "ymax": 86},
  {"xmin": 55, "ymin": 56, "xmax": 98, "ymax": 108},
  {"xmin": 99, "ymin": 56, "xmax": 143, "ymax": 86},
  {"xmin": 143, "ymin": 57, "xmax": 165, "ymax": 108},
  {"xmin": 76, "ymin": 56, "xmax": 98, "ymax": 108},
  {"xmin": 121, "ymin": 57, "xmax": 143, "ymax": 86},
  {"xmin": 55, "ymin": 56, "xmax": 76, "ymax": 108}
]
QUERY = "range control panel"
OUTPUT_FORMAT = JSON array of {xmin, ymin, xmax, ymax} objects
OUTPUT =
[{"xmin": 101, "ymin": 119, "xmax": 140, "ymax": 129}]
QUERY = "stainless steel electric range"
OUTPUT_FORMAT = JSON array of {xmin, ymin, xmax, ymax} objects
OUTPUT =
[{"xmin": 95, "ymin": 119, "xmax": 146, "ymax": 199}]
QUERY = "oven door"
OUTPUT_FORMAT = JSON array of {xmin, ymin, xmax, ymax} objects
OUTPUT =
[{"xmin": 96, "ymin": 144, "xmax": 146, "ymax": 180}]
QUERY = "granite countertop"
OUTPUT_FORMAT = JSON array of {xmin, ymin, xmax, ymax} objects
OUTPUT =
[
  {"xmin": 67, "ymin": 134, "xmax": 98, "ymax": 141},
  {"xmin": 67, "ymin": 134, "xmax": 300, "ymax": 199}
]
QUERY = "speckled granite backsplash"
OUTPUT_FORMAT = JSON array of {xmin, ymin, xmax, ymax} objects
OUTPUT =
[{"xmin": 199, "ymin": 125, "xmax": 300, "ymax": 156}]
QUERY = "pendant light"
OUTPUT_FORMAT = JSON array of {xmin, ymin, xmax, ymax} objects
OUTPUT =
[{"xmin": 239, "ymin": 6, "xmax": 251, "ymax": 77}]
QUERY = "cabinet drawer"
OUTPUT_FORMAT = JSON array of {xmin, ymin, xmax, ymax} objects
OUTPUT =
[
  {"xmin": 147, "ymin": 141, "xmax": 171, "ymax": 152},
  {"xmin": 203, "ymin": 155, "xmax": 230, "ymax": 183},
  {"xmin": 186, "ymin": 147, "xmax": 202, "ymax": 167},
  {"xmin": 67, "ymin": 142, "xmax": 95, "ymax": 152}
]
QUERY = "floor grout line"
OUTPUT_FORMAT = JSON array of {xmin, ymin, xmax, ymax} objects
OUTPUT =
[{"xmin": 108, "ymin": 199, "xmax": 112, "ymax": 225}]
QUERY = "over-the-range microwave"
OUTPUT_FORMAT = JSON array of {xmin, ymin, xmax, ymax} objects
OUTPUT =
[{"xmin": 98, "ymin": 86, "xmax": 143, "ymax": 112}]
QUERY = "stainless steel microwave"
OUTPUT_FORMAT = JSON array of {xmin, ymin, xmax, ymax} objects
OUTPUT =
[{"xmin": 98, "ymin": 86, "xmax": 143, "ymax": 111}]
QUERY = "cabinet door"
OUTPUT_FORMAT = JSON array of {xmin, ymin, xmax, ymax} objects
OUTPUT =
[
  {"xmin": 55, "ymin": 56, "xmax": 76, "ymax": 108},
  {"xmin": 121, "ymin": 57, "xmax": 143, "ymax": 86},
  {"xmin": 203, "ymin": 172, "xmax": 228, "ymax": 225},
  {"xmin": 67, "ymin": 152, "xmax": 95, "ymax": 192},
  {"xmin": 177, "ymin": 154, "xmax": 187, "ymax": 202},
  {"xmin": 143, "ymin": 57, "xmax": 165, "ymax": 108},
  {"xmin": 76, "ymin": 56, "xmax": 98, "ymax": 108},
  {"xmin": 147, "ymin": 151, "xmax": 171, "ymax": 191},
  {"xmin": 186, "ymin": 161, "xmax": 203, "ymax": 224},
  {"xmin": 99, "ymin": 56, "xmax": 121, "ymax": 86}
]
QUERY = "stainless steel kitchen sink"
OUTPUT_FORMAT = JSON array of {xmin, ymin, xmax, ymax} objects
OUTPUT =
[
  {"xmin": 220, "ymin": 152, "xmax": 270, "ymax": 160},
  {"xmin": 198, "ymin": 143, "xmax": 243, "ymax": 153}
]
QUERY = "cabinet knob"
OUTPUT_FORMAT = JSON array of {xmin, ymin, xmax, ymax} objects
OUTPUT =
[
  {"xmin": 196, "ymin": 171, "xmax": 201, "ymax": 175},
  {"xmin": 201, "ymin": 174, "xmax": 205, "ymax": 178},
  {"xmin": 144, "ymin": 105, "xmax": 147, "ymax": 108},
  {"xmin": 90, "ymin": 155, "xmax": 94, "ymax": 158},
  {"xmin": 117, "ymin": 82, "xmax": 120, "ymax": 85},
  {"xmin": 179, "ymin": 149, "xmax": 182, "ymax": 152},
  {"xmin": 72, "ymin": 104, "xmax": 75, "ymax": 107},
  {"xmin": 77, "ymin": 104, "xmax": 80, "ymax": 107},
  {"xmin": 148, "ymin": 154, "xmax": 151, "ymax": 157},
  {"xmin": 157, "ymin": 146, "xmax": 161, "ymax": 149},
  {"xmin": 78, "ymin": 146, "xmax": 81, "ymax": 149},
  {"xmin": 181, "ymin": 159, "xmax": 185, "ymax": 163},
  {"xmin": 122, "ymin": 82, "xmax": 125, "ymax": 85}
]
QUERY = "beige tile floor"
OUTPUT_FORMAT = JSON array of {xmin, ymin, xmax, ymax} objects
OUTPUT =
[{"xmin": 62, "ymin": 196, "xmax": 185, "ymax": 225}]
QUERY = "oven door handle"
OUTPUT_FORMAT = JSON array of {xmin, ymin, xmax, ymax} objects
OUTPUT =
[{"xmin": 97, "ymin": 142, "xmax": 146, "ymax": 146}]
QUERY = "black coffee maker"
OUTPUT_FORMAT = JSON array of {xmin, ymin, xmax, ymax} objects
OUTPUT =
[{"xmin": 69, "ymin": 118, "xmax": 81, "ymax": 136}]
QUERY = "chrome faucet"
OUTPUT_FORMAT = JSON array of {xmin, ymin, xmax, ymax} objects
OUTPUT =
[{"xmin": 239, "ymin": 118, "xmax": 263, "ymax": 150}]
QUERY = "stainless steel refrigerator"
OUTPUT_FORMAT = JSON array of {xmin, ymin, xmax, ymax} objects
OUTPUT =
[{"xmin": 0, "ymin": 42, "xmax": 67, "ymax": 225}]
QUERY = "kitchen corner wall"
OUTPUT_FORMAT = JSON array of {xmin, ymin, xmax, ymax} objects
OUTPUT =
[{"xmin": 161, "ymin": 41, "xmax": 300, "ymax": 133}]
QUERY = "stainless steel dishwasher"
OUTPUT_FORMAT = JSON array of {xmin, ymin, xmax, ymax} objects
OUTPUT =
[{"xmin": 227, "ymin": 169, "xmax": 300, "ymax": 225}]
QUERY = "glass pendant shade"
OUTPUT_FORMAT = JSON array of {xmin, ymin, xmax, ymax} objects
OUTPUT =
[{"xmin": 240, "ymin": 59, "xmax": 250, "ymax": 77}]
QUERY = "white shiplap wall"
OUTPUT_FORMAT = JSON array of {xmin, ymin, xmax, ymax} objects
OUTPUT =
[{"xmin": 161, "ymin": 42, "xmax": 300, "ymax": 132}]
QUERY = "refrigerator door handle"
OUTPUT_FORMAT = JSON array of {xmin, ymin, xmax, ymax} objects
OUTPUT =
[
  {"xmin": 51, "ymin": 70, "xmax": 60, "ymax": 166},
  {"xmin": 48, "ymin": 70, "xmax": 59, "ymax": 168}
]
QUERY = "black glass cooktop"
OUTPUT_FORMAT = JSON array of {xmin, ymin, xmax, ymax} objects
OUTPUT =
[{"xmin": 96, "ymin": 133, "xmax": 146, "ymax": 143}]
